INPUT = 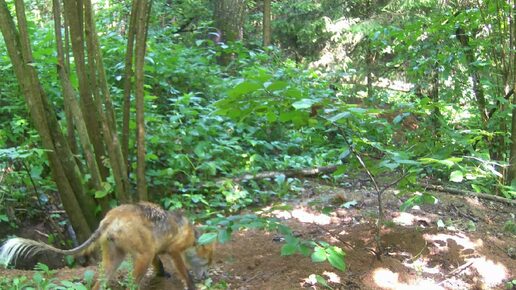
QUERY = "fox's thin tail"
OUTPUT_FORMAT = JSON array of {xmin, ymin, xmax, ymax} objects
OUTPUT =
[{"xmin": 0, "ymin": 224, "xmax": 104, "ymax": 267}]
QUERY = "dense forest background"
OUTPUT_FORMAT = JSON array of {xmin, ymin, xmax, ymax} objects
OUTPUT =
[{"xmin": 0, "ymin": 0, "xmax": 515, "ymax": 289}]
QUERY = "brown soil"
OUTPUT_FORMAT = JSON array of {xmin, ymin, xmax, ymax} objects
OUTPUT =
[{"xmin": 1, "ymin": 180, "xmax": 515, "ymax": 289}]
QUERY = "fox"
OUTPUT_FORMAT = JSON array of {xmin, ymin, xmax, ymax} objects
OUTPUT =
[{"xmin": 0, "ymin": 202, "xmax": 214, "ymax": 290}]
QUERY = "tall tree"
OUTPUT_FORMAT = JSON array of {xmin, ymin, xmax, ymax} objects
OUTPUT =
[
  {"xmin": 213, "ymin": 0, "xmax": 246, "ymax": 65},
  {"xmin": 134, "ymin": 0, "xmax": 153, "ymax": 201},
  {"xmin": 263, "ymin": 0, "xmax": 271, "ymax": 47},
  {"xmin": 0, "ymin": 0, "xmax": 95, "ymax": 241},
  {"xmin": 0, "ymin": 0, "xmax": 153, "ymax": 240}
]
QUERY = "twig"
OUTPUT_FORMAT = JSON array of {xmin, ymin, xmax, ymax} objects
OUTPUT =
[
  {"xmin": 410, "ymin": 240, "xmax": 427, "ymax": 261},
  {"xmin": 339, "ymin": 129, "xmax": 384, "ymax": 259},
  {"xmin": 437, "ymin": 260, "xmax": 474, "ymax": 285},
  {"xmin": 312, "ymin": 223, "xmax": 354, "ymax": 248}
]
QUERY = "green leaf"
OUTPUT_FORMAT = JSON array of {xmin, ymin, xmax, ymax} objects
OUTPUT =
[
  {"xmin": 228, "ymin": 81, "xmax": 262, "ymax": 98},
  {"xmin": 84, "ymin": 270, "xmax": 95, "ymax": 285},
  {"xmin": 0, "ymin": 214, "xmax": 8, "ymax": 222},
  {"xmin": 218, "ymin": 229, "xmax": 231, "ymax": 244},
  {"xmin": 327, "ymin": 111, "xmax": 351, "ymax": 123},
  {"xmin": 315, "ymin": 275, "xmax": 331, "ymax": 288},
  {"xmin": 450, "ymin": 170, "xmax": 463, "ymax": 183},
  {"xmin": 327, "ymin": 248, "xmax": 346, "ymax": 271},
  {"xmin": 292, "ymin": 99, "xmax": 316, "ymax": 110},
  {"xmin": 311, "ymin": 247, "xmax": 327, "ymax": 262},
  {"xmin": 281, "ymin": 243, "xmax": 298, "ymax": 256},
  {"xmin": 198, "ymin": 232, "xmax": 218, "ymax": 245},
  {"xmin": 265, "ymin": 80, "xmax": 289, "ymax": 91}
]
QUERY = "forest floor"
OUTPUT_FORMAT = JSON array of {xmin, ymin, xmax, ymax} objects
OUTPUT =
[{"xmin": 1, "ymin": 178, "xmax": 515, "ymax": 290}]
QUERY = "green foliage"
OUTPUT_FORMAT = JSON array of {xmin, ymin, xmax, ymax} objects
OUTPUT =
[
  {"xmin": 0, "ymin": 266, "xmax": 92, "ymax": 290},
  {"xmin": 503, "ymin": 220, "xmax": 516, "ymax": 235}
]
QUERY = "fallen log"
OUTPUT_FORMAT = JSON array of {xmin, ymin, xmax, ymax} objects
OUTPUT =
[{"xmin": 423, "ymin": 183, "xmax": 515, "ymax": 206}]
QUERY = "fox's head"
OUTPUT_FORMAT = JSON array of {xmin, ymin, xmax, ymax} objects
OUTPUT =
[{"xmin": 185, "ymin": 242, "xmax": 215, "ymax": 280}]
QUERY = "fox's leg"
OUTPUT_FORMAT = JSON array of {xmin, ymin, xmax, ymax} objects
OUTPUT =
[
  {"xmin": 93, "ymin": 240, "xmax": 126, "ymax": 290},
  {"xmin": 170, "ymin": 251, "xmax": 196, "ymax": 290},
  {"xmin": 132, "ymin": 252, "xmax": 153, "ymax": 287}
]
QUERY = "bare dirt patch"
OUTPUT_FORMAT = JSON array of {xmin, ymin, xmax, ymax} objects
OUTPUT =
[{"xmin": 1, "ymin": 180, "xmax": 515, "ymax": 289}]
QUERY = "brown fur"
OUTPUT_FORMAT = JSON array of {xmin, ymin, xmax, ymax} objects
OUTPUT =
[{"xmin": 0, "ymin": 202, "xmax": 214, "ymax": 290}]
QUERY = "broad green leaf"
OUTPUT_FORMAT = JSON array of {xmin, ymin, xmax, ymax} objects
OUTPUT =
[
  {"xmin": 265, "ymin": 80, "xmax": 289, "ymax": 91},
  {"xmin": 228, "ymin": 81, "xmax": 262, "ymax": 98},
  {"xmin": 327, "ymin": 248, "xmax": 346, "ymax": 271},
  {"xmin": 281, "ymin": 243, "xmax": 298, "ymax": 256},
  {"xmin": 292, "ymin": 99, "xmax": 316, "ymax": 110},
  {"xmin": 299, "ymin": 244, "xmax": 312, "ymax": 256},
  {"xmin": 198, "ymin": 232, "xmax": 218, "ymax": 245},
  {"xmin": 311, "ymin": 247, "xmax": 327, "ymax": 262},
  {"xmin": 218, "ymin": 229, "xmax": 231, "ymax": 244},
  {"xmin": 450, "ymin": 170, "xmax": 463, "ymax": 183},
  {"xmin": 327, "ymin": 111, "xmax": 351, "ymax": 123}
]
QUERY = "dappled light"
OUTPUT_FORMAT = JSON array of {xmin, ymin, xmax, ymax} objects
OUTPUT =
[
  {"xmin": 470, "ymin": 257, "xmax": 509, "ymax": 287},
  {"xmin": 424, "ymin": 233, "xmax": 483, "ymax": 252},
  {"xmin": 0, "ymin": 0, "xmax": 514, "ymax": 289},
  {"xmin": 270, "ymin": 206, "xmax": 332, "ymax": 225},
  {"xmin": 372, "ymin": 267, "xmax": 444, "ymax": 290}
]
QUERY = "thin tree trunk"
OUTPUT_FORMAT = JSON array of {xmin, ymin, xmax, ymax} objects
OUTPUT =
[
  {"xmin": 122, "ymin": 0, "xmax": 139, "ymax": 173},
  {"xmin": 63, "ymin": 0, "xmax": 109, "ymax": 181},
  {"xmin": 52, "ymin": 0, "xmax": 110, "ymax": 214},
  {"xmin": 263, "ymin": 0, "xmax": 271, "ymax": 47},
  {"xmin": 134, "ymin": 0, "xmax": 152, "ymax": 201},
  {"xmin": 509, "ymin": 1, "xmax": 516, "ymax": 184},
  {"xmin": 430, "ymin": 62, "xmax": 441, "ymax": 136},
  {"xmin": 0, "ymin": 0, "xmax": 94, "ymax": 241}
]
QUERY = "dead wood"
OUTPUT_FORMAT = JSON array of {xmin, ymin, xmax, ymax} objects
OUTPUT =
[{"xmin": 423, "ymin": 183, "xmax": 516, "ymax": 206}]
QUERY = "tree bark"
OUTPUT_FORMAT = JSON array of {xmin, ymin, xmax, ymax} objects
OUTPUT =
[
  {"xmin": 62, "ymin": 0, "xmax": 109, "ymax": 182},
  {"xmin": 134, "ymin": 0, "xmax": 153, "ymax": 201},
  {"xmin": 121, "ymin": 0, "xmax": 139, "ymax": 174},
  {"xmin": 52, "ymin": 0, "xmax": 110, "ymax": 214},
  {"xmin": 263, "ymin": 0, "xmax": 271, "ymax": 47},
  {"xmin": 83, "ymin": 0, "xmax": 131, "ymax": 203},
  {"xmin": 0, "ymin": 0, "xmax": 94, "ymax": 241},
  {"xmin": 213, "ymin": 0, "xmax": 246, "ymax": 65}
]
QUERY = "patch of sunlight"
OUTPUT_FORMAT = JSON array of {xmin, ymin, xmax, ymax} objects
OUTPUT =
[
  {"xmin": 392, "ymin": 212, "xmax": 417, "ymax": 226},
  {"xmin": 373, "ymin": 268, "xmax": 444, "ymax": 290},
  {"xmin": 323, "ymin": 271, "xmax": 341, "ymax": 283},
  {"xmin": 403, "ymin": 258, "xmax": 441, "ymax": 275},
  {"xmin": 291, "ymin": 208, "xmax": 331, "ymax": 225},
  {"xmin": 469, "ymin": 257, "xmax": 508, "ymax": 287},
  {"xmin": 424, "ymin": 233, "xmax": 483, "ymax": 251},
  {"xmin": 268, "ymin": 206, "xmax": 331, "ymax": 225}
]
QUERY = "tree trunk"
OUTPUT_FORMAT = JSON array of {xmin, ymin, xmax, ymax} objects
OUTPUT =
[
  {"xmin": 122, "ymin": 0, "xmax": 139, "ymax": 174},
  {"xmin": 0, "ymin": 0, "xmax": 95, "ymax": 241},
  {"xmin": 134, "ymin": 0, "xmax": 153, "ymax": 201},
  {"xmin": 430, "ymin": 62, "xmax": 441, "ymax": 137},
  {"xmin": 52, "ymin": 0, "xmax": 110, "ymax": 214},
  {"xmin": 213, "ymin": 0, "xmax": 246, "ymax": 65},
  {"xmin": 508, "ymin": 5, "xmax": 516, "ymax": 185},
  {"xmin": 263, "ymin": 0, "xmax": 271, "ymax": 47}
]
